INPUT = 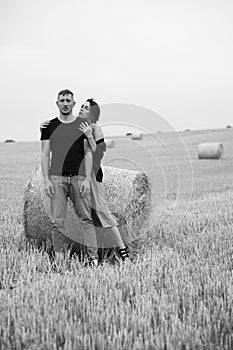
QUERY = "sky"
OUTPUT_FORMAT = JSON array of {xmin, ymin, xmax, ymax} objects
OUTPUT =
[{"xmin": 0, "ymin": 0, "xmax": 233, "ymax": 141}]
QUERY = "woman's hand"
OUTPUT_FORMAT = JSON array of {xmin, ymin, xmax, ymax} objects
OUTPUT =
[
  {"xmin": 40, "ymin": 120, "xmax": 50, "ymax": 131},
  {"xmin": 79, "ymin": 122, "xmax": 93, "ymax": 138}
]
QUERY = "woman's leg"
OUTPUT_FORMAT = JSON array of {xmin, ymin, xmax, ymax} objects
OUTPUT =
[
  {"xmin": 104, "ymin": 226, "xmax": 129, "ymax": 261},
  {"xmin": 90, "ymin": 177, "xmax": 130, "ymax": 261},
  {"xmin": 107, "ymin": 227, "xmax": 125, "ymax": 249}
]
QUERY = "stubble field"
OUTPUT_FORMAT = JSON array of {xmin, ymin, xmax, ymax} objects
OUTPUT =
[{"xmin": 1, "ymin": 128, "xmax": 233, "ymax": 349}]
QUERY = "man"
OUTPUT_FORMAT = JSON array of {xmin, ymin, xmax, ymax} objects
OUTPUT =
[{"xmin": 40, "ymin": 89, "xmax": 98, "ymax": 266}]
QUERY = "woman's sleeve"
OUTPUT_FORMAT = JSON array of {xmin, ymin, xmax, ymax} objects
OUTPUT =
[{"xmin": 94, "ymin": 138, "xmax": 106, "ymax": 163}]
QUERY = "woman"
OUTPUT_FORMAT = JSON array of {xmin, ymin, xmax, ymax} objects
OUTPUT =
[{"xmin": 78, "ymin": 98, "xmax": 130, "ymax": 263}]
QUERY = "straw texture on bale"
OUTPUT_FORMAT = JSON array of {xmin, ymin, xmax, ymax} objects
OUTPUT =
[
  {"xmin": 198, "ymin": 143, "xmax": 223, "ymax": 159},
  {"xmin": 131, "ymin": 133, "xmax": 143, "ymax": 140},
  {"xmin": 23, "ymin": 165, "xmax": 151, "ymax": 250},
  {"xmin": 105, "ymin": 139, "xmax": 115, "ymax": 149}
]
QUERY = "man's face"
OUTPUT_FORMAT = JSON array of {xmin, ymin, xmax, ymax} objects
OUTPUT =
[{"xmin": 56, "ymin": 94, "xmax": 76, "ymax": 115}]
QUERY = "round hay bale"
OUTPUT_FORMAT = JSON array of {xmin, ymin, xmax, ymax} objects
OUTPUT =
[
  {"xmin": 105, "ymin": 139, "xmax": 115, "ymax": 149},
  {"xmin": 131, "ymin": 133, "xmax": 143, "ymax": 140},
  {"xmin": 198, "ymin": 143, "xmax": 223, "ymax": 159},
  {"xmin": 23, "ymin": 165, "xmax": 151, "ymax": 250}
]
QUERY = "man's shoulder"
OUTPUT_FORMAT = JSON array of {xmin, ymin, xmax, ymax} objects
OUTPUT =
[
  {"xmin": 46, "ymin": 117, "xmax": 59, "ymax": 125},
  {"xmin": 74, "ymin": 116, "xmax": 83, "ymax": 125},
  {"xmin": 40, "ymin": 117, "xmax": 59, "ymax": 140},
  {"xmin": 43, "ymin": 117, "xmax": 60, "ymax": 130}
]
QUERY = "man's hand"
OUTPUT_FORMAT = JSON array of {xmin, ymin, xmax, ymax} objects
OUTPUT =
[
  {"xmin": 80, "ymin": 178, "xmax": 91, "ymax": 197},
  {"xmin": 44, "ymin": 180, "xmax": 54, "ymax": 198},
  {"xmin": 79, "ymin": 122, "xmax": 93, "ymax": 139}
]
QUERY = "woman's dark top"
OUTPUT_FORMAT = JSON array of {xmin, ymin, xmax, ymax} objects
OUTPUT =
[{"xmin": 93, "ymin": 138, "xmax": 106, "ymax": 182}]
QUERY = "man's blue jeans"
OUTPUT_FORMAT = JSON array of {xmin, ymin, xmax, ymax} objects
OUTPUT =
[{"xmin": 50, "ymin": 175, "xmax": 98, "ymax": 259}]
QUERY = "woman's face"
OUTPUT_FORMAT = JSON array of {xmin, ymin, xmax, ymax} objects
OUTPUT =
[{"xmin": 78, "ymin": 101, "xmax": 92, "ymax": 121}]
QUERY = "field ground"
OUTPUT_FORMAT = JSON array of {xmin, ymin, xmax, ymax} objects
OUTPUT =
[{"xmin": 1, "ymin": 128, "xmax": 233, "ymax": 349}]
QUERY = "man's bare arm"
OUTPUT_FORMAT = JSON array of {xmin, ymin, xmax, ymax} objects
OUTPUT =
[
  {"xmin": 41, "ymin": 140, "xmax": 54, "ymax": 198},
  {"xmin": 41, "ymin": 140, "xmax": 50, "ymax": 181}
]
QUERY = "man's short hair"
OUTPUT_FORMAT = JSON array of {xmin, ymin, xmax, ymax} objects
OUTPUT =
[
  {"xmin": 86, "ymin": 98, "xmax": 100, "ymax": 122},
  {"xmin": 58, "ymin": 89, "xmax": 74, "ymax": 98}
]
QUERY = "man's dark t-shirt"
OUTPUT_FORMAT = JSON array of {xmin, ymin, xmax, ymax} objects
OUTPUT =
[{"xmin": 40, "ymin": 117, "xmax": 87, "ymax": 176}]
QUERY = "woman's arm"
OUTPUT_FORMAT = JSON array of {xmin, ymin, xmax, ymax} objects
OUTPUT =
[
  {"xmin": 81, "ymin": 139, "xmax": 93, "ymax": 196},
  {"xmin": 92, "ymin": 125, "xmax": 106, "ymax": 166},
  {"xmin": 79, "ymin": 122, "xmax": 97, "ymax": 152},
  {"xmin": 93, "ymin": 125, "xmax": 104, "ymax": 142}
]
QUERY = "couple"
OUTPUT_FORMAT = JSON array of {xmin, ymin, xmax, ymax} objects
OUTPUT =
[{"xmin": 40, "ymin": 89, "xmax": 129, "ymax": 266}]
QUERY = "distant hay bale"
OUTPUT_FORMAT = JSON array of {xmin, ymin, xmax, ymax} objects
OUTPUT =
[
  {"xmin": 4, "ymin": 139, "xmax": 16, "ymax": 143},
  {"xmin": 131, "ymin": 133, "xmax": 143, "ymax": 140},
  {"xmin": 198, "ymin": 143, "xmax": 223, "ymax": 159},
  {"xmin": 105, "ymin": 139, "xmax": 115, "ymax": 149},
  {"xmin": 23, "ymin": 166, "xmax": 151, "ymax": 250}
]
